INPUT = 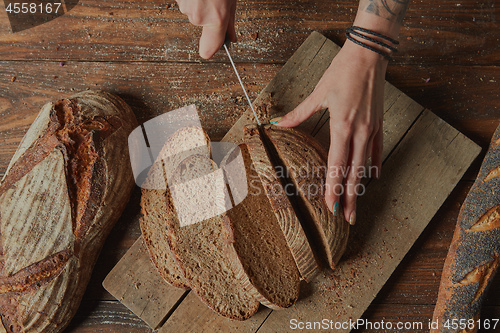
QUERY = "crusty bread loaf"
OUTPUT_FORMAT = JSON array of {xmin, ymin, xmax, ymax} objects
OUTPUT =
[
  {"xmin": 221, "ymin": 144, "xmax": 300, "ymax": 309},
  {"xmin": 0, "ymin": 90, "xmax": 137, "ymax": 333},
  {"xmin": 263, "ymin": 124, "xmax": 349, "ymax": 269},
  {"xmin": 432, "ymin": 123, "xmax": 500, "ymax": 333},
  {"xmin": 139, "ymin": 126, "xmax": 210, "ymax": 289},
  {"xmin": 243, "ymin": 125, "xmax": 320, "ymax": 281},
  {"xmin": 165, "ymin": 154, "xmax": 260, "ymax": 320}
]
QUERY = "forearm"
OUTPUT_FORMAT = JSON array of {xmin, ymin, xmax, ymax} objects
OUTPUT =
[{"xmin": 353, "ymin": 0, "xmax": 410, "ymax": 39}]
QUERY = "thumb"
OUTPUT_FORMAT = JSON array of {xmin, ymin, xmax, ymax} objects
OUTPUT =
[
  {"xmin": 199, "ymin": 24, "xmax": 226, "ymax": 59},
  {"xmin": 275, "ymin": 93, "xmax": 322, "ymax": 128}
]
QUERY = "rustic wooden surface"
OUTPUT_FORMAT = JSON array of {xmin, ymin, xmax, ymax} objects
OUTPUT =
[{"xmin": 0, "ymin": 0, "xmax": 499, "ymax": 331}]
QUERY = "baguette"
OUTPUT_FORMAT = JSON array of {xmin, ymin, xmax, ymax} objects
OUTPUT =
[
  {"xmin": 432, "ymin": 123, "xmax": 500, "ymax": 332},
  {"xmin": 0, "ymin": 91, "xmax": 137, "ymax": 333}
]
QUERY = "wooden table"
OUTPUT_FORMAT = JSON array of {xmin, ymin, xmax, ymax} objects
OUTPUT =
[{"xmin": 0, "ymin": 0, "xmax": 498, "ymax": 331}]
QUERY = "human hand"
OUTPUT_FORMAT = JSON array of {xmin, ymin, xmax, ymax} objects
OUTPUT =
[
  {"xmin": 274, "ymin": 39, "xmax": 387, "ymax": 225},
  {"xmin": 176, "ymin": 0, "xmax": 237, "ymax": 59}
]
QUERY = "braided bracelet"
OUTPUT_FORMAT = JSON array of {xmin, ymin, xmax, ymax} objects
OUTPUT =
[
  {"xmin": 350, "ymin": 26, "xmax": 400, "ymax": 45},
  {"xmin": 345, "ymin": 31, "xmax": 393, "ymax": 61},
  {"xmin": 346, "ymin": 27, "xmax": 398, "ymax": 53}
]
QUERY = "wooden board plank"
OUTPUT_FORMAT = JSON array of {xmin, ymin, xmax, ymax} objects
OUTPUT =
[
  {"xmin": 0, "ymin": 0, "xmax": 498, "ymax": 65},
  {"xmin": 158, "ymin": 292, "xmax": 272, "ymax": 333},
  {"xmin": 258, "ymin": 109, "xmax": 481, "ymax": 332},
  {"xmin": 102, "ymin": 237, "xmax": 187, "ymax": 330}
]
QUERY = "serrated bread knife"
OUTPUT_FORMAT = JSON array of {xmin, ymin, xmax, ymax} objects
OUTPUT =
[{"xmin": 222, "ymin": 39, "xmax": 262, "ymax": 126}]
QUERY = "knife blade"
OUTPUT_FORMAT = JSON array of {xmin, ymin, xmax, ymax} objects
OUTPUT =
[{"xmin": 223, "ymin": 39, "xmax": 262, "ymax": 126}]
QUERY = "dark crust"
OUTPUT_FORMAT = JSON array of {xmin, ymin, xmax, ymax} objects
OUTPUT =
[
  {"xmin": 0, "ymin": 249, "xmax": 72, "ymax": 294},
  {"xmin": 0, "ymin": 294, "xmax": 21, "ymax": 333},
  {"xmin": 0, "ymin": 92, "xmax": 132, "ymax": 332},
  {"xmin": 434, "ymin": 123, "xmax": 500, "ymax": 330}
]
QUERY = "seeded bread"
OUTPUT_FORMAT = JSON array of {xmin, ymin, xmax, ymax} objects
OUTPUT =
[
  {"xmin": 243, "ymin": 125, "xmax": 320, "ymax": 281},
  {"xmin": 139, "ymin": 126, "xmax": 210, "ymax": 289},
  {"xmin": 165, "ymin": 154, "xmax": 260, "ymax": 320},
  {"xmin": 432, "ymin": 123, "xmax": 500, "ymax": 333},
  {"xmin": 220, "ymin": 144, "xmax": 300, "ymax": 309},
  {"xmin": 0, "ymin": 90, "xmax": 136, "ymax": 333},
  {"xmin": 262, "ymin": 124, "xmax": 350, "ymax": 269}
]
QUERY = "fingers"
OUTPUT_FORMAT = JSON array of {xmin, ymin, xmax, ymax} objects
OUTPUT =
[
  {"xmin": 199, "ymin": 24, "xmax": 227, "ymax": 59},
  {"xmin": 325, "ymin": 119, "xmax": 350, "ymax": 218},
  {"xmin": 342, "ymin": 125, "xmax": 370, "ymax": 225},
  {"xmin": 177, "ymin": 0, "xmax": 236, "ymax": 59},
  {"xmin": 370, "ymin": 121, "xmax": 383, "ymax": 179},
  {"xmin": 275, "ymin": 93, "xmax": 323, "ymax": 128}
]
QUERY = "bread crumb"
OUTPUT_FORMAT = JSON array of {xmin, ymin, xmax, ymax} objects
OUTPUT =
[
  {"xmin": 250, "ymin": 32, "xmax": 258, "ymax": 41},
  {"xmin": 11, "ymin": 76, "xmax": 16, "ymax": 82}
]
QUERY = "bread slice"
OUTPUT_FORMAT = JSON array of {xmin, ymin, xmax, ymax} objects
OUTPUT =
[
  {"xmin": 140, "ymin": 163, "xmax": 189, "ymax": 289},
  {"xmin": 139, "ymin": 126, "xmax": 210, "ymax": 289},
  {"xmin": 263, "ymin": 124, "xmax": 349, "ymax": 269},
  {"xmin": 165, "ymin": 154, "xmax": 259, "ymax": 320},
  {"xmin": 243, "ymin": 125, "xmax": 320, "ymax": 281},
  {"xmin": 220, "ymin": 144, "xmax": 300, "ymax": 309}
]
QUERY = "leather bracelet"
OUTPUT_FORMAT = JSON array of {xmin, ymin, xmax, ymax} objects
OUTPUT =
[
  {"xmin": 345, "ymin": 31, "xmax": 393, "ymax": 61},
  {"xmin": 350, "ymin": 26, "xmax": 400, "ymax": 45},
  {"xmin": 346, "ymin": 27, "xmax": 398, "ymax": 53}
]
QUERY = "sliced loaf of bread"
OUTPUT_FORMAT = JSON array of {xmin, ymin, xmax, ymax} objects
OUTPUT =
[
  {"xmin": 139, "ymin": 126, "xmax": 210, "ymax": 289},
  {"xmin": 243, "ymin": 125, "xmax": 319, "ymax": 281},
  {"xmin": 263, "ymin": 124, "xmax": 349, "ymax": 268},
  {"xmin": 165, "ymin": 154, "xmax": 260, "ymax": 320},
  {"xmin": 220, "ymin": 144, "xmax": 300, "ymax": 309}
]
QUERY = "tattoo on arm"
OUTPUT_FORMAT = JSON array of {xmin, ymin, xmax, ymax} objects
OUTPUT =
[{"xmin": 363, "ymin": 0, "xmax": 410, "ymax": 24}]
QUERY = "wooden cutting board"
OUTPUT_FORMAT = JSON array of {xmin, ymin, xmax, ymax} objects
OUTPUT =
[{"xmin": 103, "ymin": 31, "xmax": 481, "ymax": 332}]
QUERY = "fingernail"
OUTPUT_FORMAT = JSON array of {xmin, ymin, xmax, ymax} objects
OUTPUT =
[
  {"xmin": 349, "ymin": 211, "xmax": 356, "ymax": 225},
  {"xmin": 270, "ymin": 116, "xmax": 282, "ymax": 124},
  {"xmin": 333, "ymin": 201, "xmax": 339, "ymax": 216}
]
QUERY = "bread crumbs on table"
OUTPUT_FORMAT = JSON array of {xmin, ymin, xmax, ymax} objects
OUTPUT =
[
  {"xmin": 11, "ymin": 76, "xmax": 15, "ymax": 82},
  {"xmin": 251, "ymin": 32, "xmax": 258, "ymax": 41}
]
